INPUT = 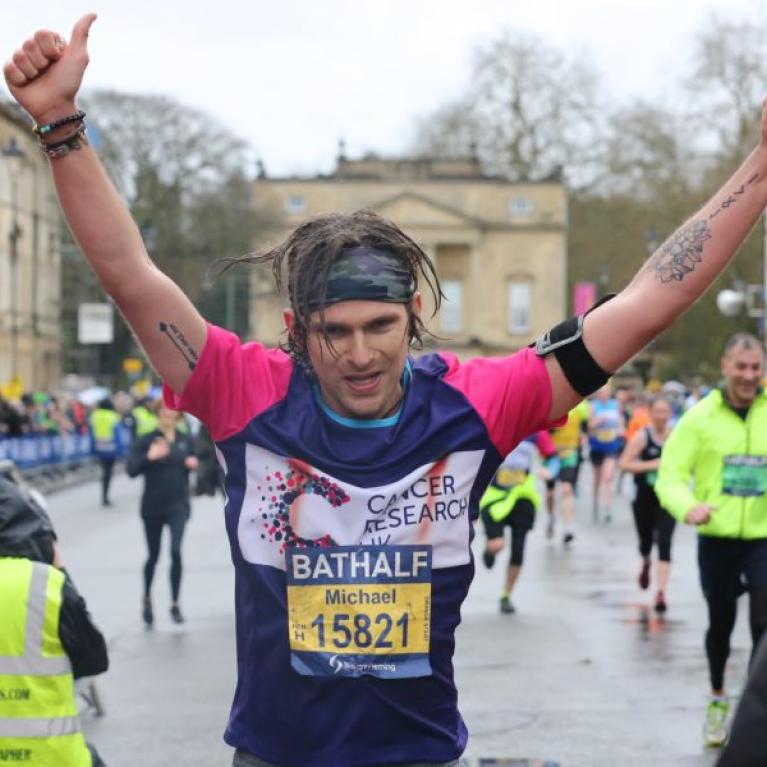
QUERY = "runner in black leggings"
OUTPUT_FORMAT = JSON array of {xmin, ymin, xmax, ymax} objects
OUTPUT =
[
  {"xmin": 619, "ymin": 396, "xmax": 675, "ymax": 612},
  {"xmin": 127, "ymin": 405, "xmax": 198, "ymax": 626}
]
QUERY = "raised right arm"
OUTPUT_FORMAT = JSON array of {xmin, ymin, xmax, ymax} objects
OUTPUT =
[{"xmin": 3, "ymin": 15, "xmax": 206, "ymax": 394}]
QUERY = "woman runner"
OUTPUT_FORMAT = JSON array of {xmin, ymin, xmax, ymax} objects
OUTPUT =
[
  {"xmin": 127, "ymin": 405, "xmax": 198, "ymax": 626},
  {"xmin": 619, "ymin": 396, "xmax": 676, "ymax": 613}
]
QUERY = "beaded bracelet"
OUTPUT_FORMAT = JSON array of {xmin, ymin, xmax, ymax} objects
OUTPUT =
[
  {"xmin": 41, "ymin": 124, "xmax": 89, "ymax": 160},
  {"xmin": 33, "ymin": 110, "xmax": 86, "ymax": 138}
]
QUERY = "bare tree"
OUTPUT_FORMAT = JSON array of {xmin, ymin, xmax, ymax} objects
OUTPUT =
[
  {"xmin": 412, "ymin": 31, "xmax": 606, "ymax": 184},
  {"xmin": 684, "ymin": 14, "xmax": 767, "ymax": 163},
  {"xmin": 67, "ymin": 89, "xmax": 279, "ymax": 381}
]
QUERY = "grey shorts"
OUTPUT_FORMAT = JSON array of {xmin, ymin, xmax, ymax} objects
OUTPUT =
[{"xmin": 232, "ymin": 750, "xmax": 460, "ymax": 767}]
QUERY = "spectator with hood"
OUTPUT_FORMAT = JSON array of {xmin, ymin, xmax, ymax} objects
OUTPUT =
[{"xmin": 0, "ymin": 477, "xmax": 108, "ymax": 765}]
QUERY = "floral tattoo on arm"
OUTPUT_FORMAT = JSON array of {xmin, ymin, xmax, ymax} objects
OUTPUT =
[
  {"xmin": 647, "ymin": 220, "xmax": 711, "ymax": 283},
  {"xmin": 647, "ymin": 172, "xmax": 760, "ymax": 283}
]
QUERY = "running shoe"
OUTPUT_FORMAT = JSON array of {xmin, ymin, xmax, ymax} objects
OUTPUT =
[
  {"xmin": 170, "ymin": 604, "xmax": 185, "ymax": 624},
  {"xmin": 703, "ymin": 698, "xmax": 729, "ymax": 747},
  {"xmin": 563, "ymin": 532, "xmax": 575, "ymax": 545},
  {"xmin": 654, "ymin": 591, "xmax": 667, "ymax": 613},
  {"xmin": 638, "ymin": 559, "xmax": 651, "ymax": 591},
  {"xmin": 482, "ymin": 549, "xmax": 496, "ymax": 569},
  {"xmin": 499, "ymin": 595, "xmax": 515, "ymax": 614},
  {"xmin": 142, "ymin": 596, "xmax": 153, "ymax": 627}
]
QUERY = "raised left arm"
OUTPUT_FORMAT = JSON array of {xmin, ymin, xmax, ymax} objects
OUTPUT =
[{"xmin": 547, "ymin": 101, "xmax": 767, "ymax": 419}]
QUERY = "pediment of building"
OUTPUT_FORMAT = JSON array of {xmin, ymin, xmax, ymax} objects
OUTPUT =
[{"xmin": 373, "ymin": 191, "xmax": 481, "ymax": 230}]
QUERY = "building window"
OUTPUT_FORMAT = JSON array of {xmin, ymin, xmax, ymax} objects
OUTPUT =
[
  {"xmin": 441, "ymin": 280, "xmax": 463, "ymax": 333},
  {"xmin": 285, "ymin": 195, "xmax": 307, "ymax": 214},
  {"xmin": 508, "ymin": 282, "xmax": 531, "ymax": 334},
  {"xmin": 508, "ymin": 196, "xmax": 534, "ymax": 219}
]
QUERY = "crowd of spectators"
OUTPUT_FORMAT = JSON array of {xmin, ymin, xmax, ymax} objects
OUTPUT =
[{"xmin": 0, "ymin": 392, "xmax": 91, "ymax": 438}]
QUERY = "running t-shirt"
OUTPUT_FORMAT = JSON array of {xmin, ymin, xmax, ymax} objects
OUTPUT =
[
  {"xmin": 493, "ymin": 432, "xmax": 554, "ymax": 488},
  {"xmin": 635, "ymin": 426, "xmax": 663, "ymax": 493},
  {"xmin": 550, "ymin": 402, "xmax": 589, "ymax": 464},
  {"xmin": 589, "ymin": 399, "xmax": 623, "ymax": 454},
  {"xmin": 164, "ymin": 323, "xmax": 558, "ymax": 767}
]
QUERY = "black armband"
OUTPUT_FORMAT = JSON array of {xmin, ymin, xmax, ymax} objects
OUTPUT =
[{"xmin": 532, "ymin": 294, "xmax": 615, "ymax": 397}]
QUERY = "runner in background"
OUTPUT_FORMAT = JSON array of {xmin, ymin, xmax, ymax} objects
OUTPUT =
[
  {"xmin": 480, "ymin": 432, "xmax": 560, "ymax": 614},
  {"xmin": 89, "ymin": 397, "xmax": 121, "ymax": 508},
  {"xmin": 588, "ymin": 384, "xmax": 624, "ymax": 522},
  {"xmin": 656, "ymin": 334, "xmax": 767, "ymax": 747},
  {"xmin": 625, "ymin": 392, "xmax": 651, "ymax": 444},
  {"xmin": 619, "ymin": 395, "xmax": 676, "ymax": 613},
  {"xmin": 545, "ymin": 399, "xmax": 590, "ymax": 544}
]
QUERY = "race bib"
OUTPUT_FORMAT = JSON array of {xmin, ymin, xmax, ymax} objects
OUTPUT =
[
  {"xmin": 560, "ymin": 450, "xmax": 578, "ymax": 469},
  {"xmin": 596, "ymin": 429, "xmax": 616, "ymax": 443},
  {"xmin": 722, "ymin": 455, "xmax": 767, "ymax": 497},
  {"xmin": 645, "ymin": 470, "xmax": 658, "ymax": 487},
  {"xmin": 495, "ymin": 468, "xmax": 528, "ymax": 488},
  {"xmin": 286, "ymin": 545, "xmax": 432, "ymax": 679}
]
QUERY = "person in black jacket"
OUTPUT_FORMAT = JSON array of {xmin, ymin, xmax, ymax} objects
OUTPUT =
[
  {"xmin": 0, "ymin": 476, "xmax": 109, "ymax": 766},
  {"xmin": 127, "ymin": 405, "xmax": 198, "ymax": 627},
  {"xmin": 716, "ymin": 633, "xmax": 767, "ymax": 766}
]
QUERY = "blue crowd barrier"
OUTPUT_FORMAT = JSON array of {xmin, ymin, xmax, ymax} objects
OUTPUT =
[{"xmin": 0, "ymin": 424, "xmax": 133, "ymax": 471}]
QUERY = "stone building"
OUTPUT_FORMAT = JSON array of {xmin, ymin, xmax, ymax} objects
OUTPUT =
[
  {"xmin": 0, "ymin": 103, "xmax": 62, "ymax": 394},
  {"xmin": 251, "ymin": 152, "xmax": 566, "ymax": 358}
]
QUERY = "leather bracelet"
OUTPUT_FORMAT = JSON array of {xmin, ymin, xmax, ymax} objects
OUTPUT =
[
  {"xmin": 42, "ymin": 124, "xmax": 89, "ymax": 160},
  {"xmin": 33, "ymin": 110, "xmax": 86, "ymax": 137}
]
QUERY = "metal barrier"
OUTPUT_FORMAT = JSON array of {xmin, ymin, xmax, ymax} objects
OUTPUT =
[{"xmin": 0, "ymin": 425, "xmax": 132, "ymax": 472}]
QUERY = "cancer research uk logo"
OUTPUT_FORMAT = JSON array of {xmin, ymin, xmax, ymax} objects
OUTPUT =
[{"xmin": 238, "ymin": 447, "xmax": 485, "ymax": 568}]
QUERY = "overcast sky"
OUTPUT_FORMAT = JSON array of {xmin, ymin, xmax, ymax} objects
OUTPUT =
[{"xmin": 2, "ymin": 1, "xmax": 765, "ymax": 176}]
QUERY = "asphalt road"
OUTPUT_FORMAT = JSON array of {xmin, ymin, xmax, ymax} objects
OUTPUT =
[{"xmin": 44, "ymin": 468, "xmax": 748, "ymax": 767}]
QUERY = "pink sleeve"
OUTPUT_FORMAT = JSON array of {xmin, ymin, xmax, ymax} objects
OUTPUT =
[
  {"xmin": 535, "ymin": 430, "xmax": 558, "ymax": 458},
  {"xmin": 442, "ymin": 347, "xmax": 564, "ymax": 457},
  {"xmin": 163, "ymin": 323, "xmax": 293, "ymax": 441}
]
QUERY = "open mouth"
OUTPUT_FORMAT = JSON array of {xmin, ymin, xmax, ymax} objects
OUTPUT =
[{"xmin": 344, "ymin": 373, "xmax": 381, "ymax": 394}]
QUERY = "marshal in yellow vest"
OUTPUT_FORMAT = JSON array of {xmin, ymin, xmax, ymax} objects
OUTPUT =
[{"xmin": 0, "ymin": 557, "xmax": 91, "ymax": 766}]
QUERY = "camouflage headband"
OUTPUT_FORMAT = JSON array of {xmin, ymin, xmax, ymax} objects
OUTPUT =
[{"xmin": 306, "ymin": 246, "xmax": 415, "ymax": 311}]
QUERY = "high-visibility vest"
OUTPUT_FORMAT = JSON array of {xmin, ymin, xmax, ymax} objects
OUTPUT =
[
  {"xmin": 89, "ymin": 409, "xmax": 120, "ymax": 456},
  {"xmin": 131, "ymin": 406, "xmax": 158, "ymax": 438},
  {"xmin": 0, "ymin": 557, "xmax": 91, "ymax": 765}
]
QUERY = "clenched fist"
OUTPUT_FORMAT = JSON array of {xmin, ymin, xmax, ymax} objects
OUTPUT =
[
  {"xmin": 3, "ymin": 14, "xmax": 96, "ymax": 125},
  {"xmin": 685, "ymin": 503, "xmax": 716, "ymax": 526}
]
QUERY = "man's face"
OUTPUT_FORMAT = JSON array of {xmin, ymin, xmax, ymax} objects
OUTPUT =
[
  {"xmin": 285, "ymin": 296, "xmax": 420, "ymax": 420},
  {"xmin": 721, "ymin": 343, "xmax": 765, "ymax": 408}
]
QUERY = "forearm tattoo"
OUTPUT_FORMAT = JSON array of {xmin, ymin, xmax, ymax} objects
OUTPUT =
[
  {"xmin": 648, "ymin": 172, "xmax": 760, "ymax": 283},
  {"xmin": 647, "ymin": 220, "xmax": 711, "ymax": 283},
  {"xmin": 159, "ymin": 321, "xmax": 199, "ymax": 371}
]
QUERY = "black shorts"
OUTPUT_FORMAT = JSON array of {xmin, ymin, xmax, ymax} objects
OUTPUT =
[
  {"xmin": 545, "ymin": 462, "xmax": 579, "ymax": 491},
  {"xmin": 698, "ymin": 536, "xmax": 767, "ymax": 602},
  {"xmin": 481, "ymin": 497, "xmax": 536, "ymax": 541},
  {"xmin": 590, "ymin": 449, "xmax": 619, "ymax": 466}
]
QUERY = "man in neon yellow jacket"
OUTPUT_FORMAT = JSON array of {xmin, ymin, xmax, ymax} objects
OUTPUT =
[
  {"xmin": 656, "ymin": 333, "xmax": 767, "ymax": 748},
  {"xmin": 0, "ymin": 476, "xmax": 108, "ymax": 765}
]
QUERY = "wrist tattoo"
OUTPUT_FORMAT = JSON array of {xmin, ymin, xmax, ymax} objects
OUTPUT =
[
  {"xmin": 708, "ymin": 172, "xmax": 760, "ymax": 220},
  {"xmin": 647, "ymin": 219, "xmax": 711, "ymax": 283},
  {"xmin": 159, "ymin": 321, "xmax": 199, "ymax": 371}
]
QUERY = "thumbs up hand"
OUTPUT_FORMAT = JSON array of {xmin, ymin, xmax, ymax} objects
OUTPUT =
[{"xmin": 3, "ymin": 14, "xmax": 97, "ymax": 125}]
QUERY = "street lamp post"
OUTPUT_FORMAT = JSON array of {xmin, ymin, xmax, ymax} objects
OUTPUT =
[
  {"xmin": 2, "ymin": 137, "xmax": 25, "ymax": 387},
  {"xmin": 715, "ymin": 214, "xmax": 767, "ymax": 341}
]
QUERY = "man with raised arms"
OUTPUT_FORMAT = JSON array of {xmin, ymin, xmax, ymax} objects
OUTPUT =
[{"xmin": 7, "ymin": 14, "xmax": 767, "ymax": 767}]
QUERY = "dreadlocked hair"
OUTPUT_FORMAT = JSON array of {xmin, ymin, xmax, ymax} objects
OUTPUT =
[{"xmin": 213, "ymin": 209, "xmax": 443, "ymax": 363}]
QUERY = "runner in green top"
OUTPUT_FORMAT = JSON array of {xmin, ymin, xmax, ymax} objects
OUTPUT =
[{"xmin": 656, "ymin": 333, "xmax": 767, "ymax": 748}]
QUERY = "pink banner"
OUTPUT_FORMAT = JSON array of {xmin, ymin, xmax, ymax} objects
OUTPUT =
[{"xmin": 573, "ymin": 282, "xmax": 597, "ymax": 315}]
